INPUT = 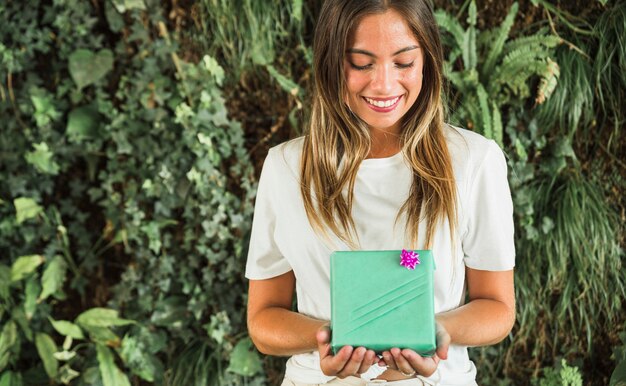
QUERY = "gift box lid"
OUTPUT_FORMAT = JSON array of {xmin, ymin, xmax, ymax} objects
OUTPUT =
[{"xmin": 330, "ymin": 250, "xmax": 436, "ymax": 356}]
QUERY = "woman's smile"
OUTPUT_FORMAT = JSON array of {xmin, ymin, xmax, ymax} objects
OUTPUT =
[{"xmin": 363, "ymin": 95, "xmax": 403, "ymax": 112}]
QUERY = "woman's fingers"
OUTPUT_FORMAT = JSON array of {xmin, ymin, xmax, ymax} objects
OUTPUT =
[
  {"xmin": 390, "ymin": 347, "xmax": 415, "ymax": 375},
  {"xmin": 435, "ymin": 323, "xmax": 451, "ymax": 360},
  {"xmin": 336, "ymin": 346, "xmax": 366, "ymax": 377},
  {"xmin": 400, "ymin": 348, "xmax": 440, "ymax": 377},
  {"xmin": 356, "ymin": 349, "xmax": 378, "ymax": 374},
  {"xmin": 381, "ymin": 350, "xmax": 396, "ymax": 369}
]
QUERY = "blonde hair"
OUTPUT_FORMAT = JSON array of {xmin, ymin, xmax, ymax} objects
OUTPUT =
[{"xmin": 300, "ymin": 0, "xmax": 456, "ymax": 249}]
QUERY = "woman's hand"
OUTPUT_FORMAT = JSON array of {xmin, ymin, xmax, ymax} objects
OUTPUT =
[
  {"xmin": 316, "ymin": 325, "xmax": 378, "ymax": 378},
  {"xmin": 378, "ymin": 322, "xmax": 450, "ymax": 378}
]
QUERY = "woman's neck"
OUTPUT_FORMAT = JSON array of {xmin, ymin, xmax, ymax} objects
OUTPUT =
[{"xmin": 367, "ymin": 126, "xmax": 402, "ymax": 158}]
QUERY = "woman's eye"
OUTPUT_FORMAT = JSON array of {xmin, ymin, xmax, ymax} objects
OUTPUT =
[
  {"xmin": 396, "ymin": 62, "xmax": 415, "ymax": 69},
  {"xmin": 349, "ymin": 62, "xmax": 372, "ymax": 71}
]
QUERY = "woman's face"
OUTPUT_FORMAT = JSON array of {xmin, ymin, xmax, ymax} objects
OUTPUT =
[{"xmin": 344, "ymin": 9, "xmax": 424, "ymax": 135}]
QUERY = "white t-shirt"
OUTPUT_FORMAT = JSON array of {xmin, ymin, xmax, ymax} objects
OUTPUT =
[{"xmin": 245, "ymin": 125, "xmax": 515, "ymax": 385}]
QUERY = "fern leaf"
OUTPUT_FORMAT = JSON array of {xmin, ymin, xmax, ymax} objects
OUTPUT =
[
  {"xmin": 467, "ymin": 1, "xmax": 477, "ymax": 26},
  {"xmin": 434, "ymin": 11, "xmax": 465, "ymax": 51},
  {"xmin": 536, "ymin": 58, "xmax": 560, "ymax": 104},
  {"xmin": 492, "ymin": 101, "xmax": 503, "ymax": 147},
  {"xmin": 504, "ymin": 34, "xmax": 561, "ymax": 56},
  {"xmin": 462, "ymin": 1, "xmax": 478, "ymax": 70},
  {"xmin": 463, "ymin": 28, "xmax": 477, "ymax": 70},
  {"xmin": 477, "ymin": 84, "xmax": 492, "ymax": 139},
  {"xmin": 483, "ymin": 2, "xmax": 519, "ymax": 76}
]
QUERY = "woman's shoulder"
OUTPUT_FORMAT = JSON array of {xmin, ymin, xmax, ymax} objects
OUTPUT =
[
  {"xmin": 443, "ymin": 123, "xmax": 508, "ymax": 193},
  {"xmin": 443, "ymin": 123, "xmax": 503, "ymax": 167},
  {"xmin": 263, "ymin": 136, "xmax": 305, "ymax": 178}
]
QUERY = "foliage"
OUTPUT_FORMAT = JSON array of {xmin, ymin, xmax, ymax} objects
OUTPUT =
[
  {"xmin": 611, "ymin": 323, "xmax": 626, "ymax": 386},
  {"xmin": 592, "ymin": 0, "xmax": 626, "ymax": 130},
  {"xmin": 1, "ymin": 0, "xmax": 625, "ymax": 385},
  {"xmin": 532, "ymin": 359, "xmax": 584, "ymax": 386},
  {"xmin": 435, "ymin": 0, "xmax": 561, "ymax": 146},
  {"xmin": 0, "ymin": 0, "xmax": 260, "ymax": 384}
]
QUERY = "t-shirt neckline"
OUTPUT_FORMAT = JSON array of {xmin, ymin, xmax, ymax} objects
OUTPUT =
[{"xmin": 360, "ymin": 151, "xmax": 404, "ymax": 168}]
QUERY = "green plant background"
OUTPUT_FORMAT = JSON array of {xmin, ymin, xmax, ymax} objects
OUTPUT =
[{"xmin": 0, "ymin": 0, "xmax": 624, "ymax": 385}]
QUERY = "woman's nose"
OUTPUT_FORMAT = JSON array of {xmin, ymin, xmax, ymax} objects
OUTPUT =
[{"xmin": 370, "ymin": 64, "xmax": 394, "ymax": 93}]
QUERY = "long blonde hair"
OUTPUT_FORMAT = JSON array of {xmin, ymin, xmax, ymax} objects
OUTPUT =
[{"xmin": 300, "ymin": 0, "xmax": 456, "ymax": 249}]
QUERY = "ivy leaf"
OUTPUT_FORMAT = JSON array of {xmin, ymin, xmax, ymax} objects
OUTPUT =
[
  {"xmin": 31, "ymin": 94, "xmax": 61, "ymax": 127},
  {"xmin": 35, "ymin": 333, "xmax": 59, "ymax": 378},
  {"xmin": 226, "ymin": 337, "xmax": 262, "ymax": 377},
  {"xmin": 111, "ymin": 0, "xmax": 146, "ymax": 13},
  {"xmin": 10, "ymin": 255, "xmax": 44, "ymax": 282},
  {"xmin": 120, "ymin": 334, "xmax": 160, "ymax": 382},
  {"xmin": 202, "ymin": 55, "xmax": 225, "ymax": 86},
  {"xmin": 76, "ymin": 308, "xmax": 135, "ymax": 328},
  {"xmin": 24, "ymin": 142, "xmax": 60, "ymax": 175},
  {"xmin": 39, "ymin": 255, "xmax": 68, "ymax": 301},
  {"xmin": 68, "ymin": 49, "xmax": 114, "ymax": 89},
  {"xmin": 96, "ymin": 344, "xmax": 131, "ymax": 386},
  {"xmin": 104, "ymin": 0, "xmax": 125, "ymax": 32},
  {"xmin": 48, "ymin": 318, "xmax": 84, "ymax": 340},
  {"xmin": 67, "ymin": 105, "xmax": 100, "ymax": 143},
  {"xmin": 14, "ymin": 197, "xmax": 43, "ymax": 224}
]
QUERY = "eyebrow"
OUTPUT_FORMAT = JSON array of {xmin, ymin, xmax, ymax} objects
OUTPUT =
[{"xmin": 346, "ymin": 45, "xmax": 420, "ymax": 57}]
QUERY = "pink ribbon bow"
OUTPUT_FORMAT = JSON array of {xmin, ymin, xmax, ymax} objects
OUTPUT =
[{"xmin": 400, "ymin": 249, "xmax": 420, "ymax": 270}]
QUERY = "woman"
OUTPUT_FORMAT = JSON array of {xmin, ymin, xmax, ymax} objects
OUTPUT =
[{"xmin": 245, "ymin": 1, "xmax": 516, "ymax": 385}]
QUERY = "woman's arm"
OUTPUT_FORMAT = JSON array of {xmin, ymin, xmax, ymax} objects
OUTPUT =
[
  {"xmin": 247, "ymin": 271, "xmax": 379, "ymax": 377},
  {"xmin": 380, "ymin": 267, "xmax": 514, "ymax": 379},
  {"xmin": 436, "ymin": 268, "xmax": 515, "ymax": 346},
  {"xmin": 247, "ymin": 271, "xmax": 325, "ymax": 356}
]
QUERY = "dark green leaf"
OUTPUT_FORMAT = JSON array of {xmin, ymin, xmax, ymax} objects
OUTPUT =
[
  {"xmin": 0, "ymin": 322, "xmax": 18, "ymax": 372},
  {"xmin": 111, "ymin": 0, "xmax": 146, "ymax": 13},
  {"xmin": 120, "ymin": 334, "xmax": 160, "ymax": 382},
  {"xmin": 24, "ymin": 142, "xmax": 60, "ymax": 175},
  {"xmin": 35, "ymin": 333, "xmax": 58, "ymax": 378},
  {"xmin": 39, "ymin": 255, "xmax": 68, "ymax": 301},
  {"xmin": 81, "ymin": 325, "xmax": 120, "ymax": 345},
  {"xmin": 76, "ymin": 308, "xmax": 135, "ymax": 328},
  {"xmin": 13, "ymin": 198, "xmax": 43, "ymax": 225},
  {"xmin": 24, "ymin": 276, "xmax": 40, "ymax": 319},
  {"xmin": 10, "ymin": 255, "xmax": 44, "ymax": 282},
  {"xmin": 0, "ymin": 371, "xmax": 23, "ymax": 386},
  {"xmin": 0, "ymin": 265, "xmax": 10, "ymax": 301},
  {"xmin": 49, "ymin": 318, "xmax": 85, "ymax": 340},
  {"xmin": 67, "ymin": 105, "xmax": 100, "ymax": 143},
  {"xmin": 226, "ymin": 337, "xmax": 262, "ymax": 377},
  {"xmin": 96, "ymin": 344, "xmax": 131, "ymax": 386},
  {"xmin": 68, "ymin": 49, "xmax": 114, "ymax": 89}
]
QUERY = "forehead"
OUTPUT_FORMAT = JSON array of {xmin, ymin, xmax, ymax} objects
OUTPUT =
[{"xmin": 348, "ymin": 9, "xmax": 419, "ymax": 52}]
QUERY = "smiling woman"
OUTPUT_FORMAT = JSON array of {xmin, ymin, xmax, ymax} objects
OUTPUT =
[
  {"xmin": 344, "ymin": 10, "xmax": 424, "ymax": 150},
  {"xmin": 245, "ymin": 1, "xmax": 516, "ymax": 386}
]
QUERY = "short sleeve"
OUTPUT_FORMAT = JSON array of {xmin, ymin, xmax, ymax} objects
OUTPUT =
[
  {"xmin": 245, "ymin": 149, "xmax": 293, "ymax": 279},
  {"xmin": 462, "ymin": 141, "xmax": 515, "ymax": 270}
]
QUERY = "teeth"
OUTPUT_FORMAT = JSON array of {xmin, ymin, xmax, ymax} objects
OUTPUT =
[{"xmin": 365, "ymin": 97, "xmax": 399, "ymax": 108}]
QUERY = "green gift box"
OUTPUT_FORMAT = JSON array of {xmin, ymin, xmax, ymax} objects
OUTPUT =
[{"xmin": 330, "ymin": 250, "xmax": 436, "ymax": 356}]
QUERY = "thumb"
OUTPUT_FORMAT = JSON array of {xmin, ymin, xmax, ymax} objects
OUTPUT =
[
  {"xmin": 316, "ymin": 324, "xmax": 332, "ymax": 358},
  {"xmin": 435, "ymin": 323, "xmax": 451, "ymax": 360},
  {"xmin": 316, "ymin": 324, "xmax": 331, "ymax": 345}
]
